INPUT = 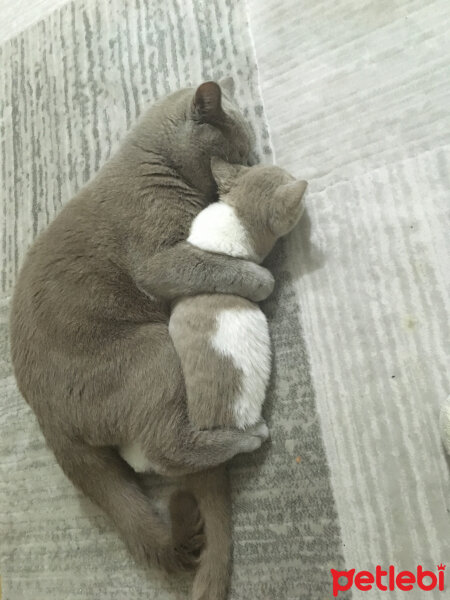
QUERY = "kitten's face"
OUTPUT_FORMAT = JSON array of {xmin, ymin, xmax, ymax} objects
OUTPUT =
[
  {"xmin": 134, "ymin": 81, "xmax": 252, "ymax": 199},
  {"xmin": 211, "ymin": 159, "xmax": 307, "ymax": 260}
]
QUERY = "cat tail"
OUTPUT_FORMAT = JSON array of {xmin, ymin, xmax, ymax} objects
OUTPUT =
[
  {"xmin": 50, "ymin": 435, "xmax": 203, "ymax": 572},
  {"xmin": 171, "ymin": 466, "xmax": 231, "ymax": 600}
]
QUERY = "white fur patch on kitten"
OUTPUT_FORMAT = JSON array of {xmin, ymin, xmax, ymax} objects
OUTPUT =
[
  {"xmin": 187, "ymin": 201, "xmax": 259, "ymax": 261},
  {"xmin": 211, "ymin": 307, "xmax": 271, "ymax": 428}
]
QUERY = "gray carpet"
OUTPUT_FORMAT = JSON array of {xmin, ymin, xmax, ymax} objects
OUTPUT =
[
  {"xmin": 0, "ymin": 0, "xmax": 348, "ymax": 598},
  {"xmin": 249, "ymin": 1, "xmax": 450, "ymax": 597}
]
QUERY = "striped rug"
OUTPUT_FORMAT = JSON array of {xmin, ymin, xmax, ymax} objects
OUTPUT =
[
  {"xmin": 0, "ymin": 1, "xmax": 348, "ymax": 598},
  {"xmin": 248, "ymin": 0, "xmax": 450, "ymax": 596}
]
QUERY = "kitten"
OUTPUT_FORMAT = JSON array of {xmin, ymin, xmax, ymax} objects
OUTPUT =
[
  {"xmin": 9, "ymin": 81, "xmax": 274, "ymax": 573},
  {"xmin": 169, "ymin": 159, "xmax": 306, "ymax": 428},
  {"xmin": 170, "ymin": 159, "xmax": 307, "ymax": 600}
]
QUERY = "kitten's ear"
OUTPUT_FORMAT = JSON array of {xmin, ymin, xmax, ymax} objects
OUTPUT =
[
  {"xmin": 270, "ymin": 180, "xmax": 308, "ymax": 236},
  {"xmin": 211, "ymin": 157, "xmax": 246, "ymax": 193},
  {"xmin": 192, "ymin": 81, "xmax": 225, "ymax": 124},
  {"xmin": 219, "ymin": 76, "xmax": 235, "ymax": 97}
]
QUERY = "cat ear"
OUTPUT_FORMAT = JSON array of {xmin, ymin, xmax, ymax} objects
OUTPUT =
[
  {"xmin": 270, "ymin": 180, "xmax": 308, "ymax": 236},
  {"xmin": 192, "ymin": 81, "xmax": 225, "ymax": 124},
  {"xmin": 219, "ymin": 76, "xmax": 235, "ymax": 97},
  {"xmin": 210, "ymin": 157, "xmax": 245, "ymax": 193}
]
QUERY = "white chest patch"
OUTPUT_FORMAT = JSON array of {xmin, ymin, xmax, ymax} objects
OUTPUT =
[
  {"xmin": 188, "ymin": 201, "xmax": 258, "ymax": 261},
  {"xmin": 211, "ymin": 306, "xmax": 271, "ymax": 428}
]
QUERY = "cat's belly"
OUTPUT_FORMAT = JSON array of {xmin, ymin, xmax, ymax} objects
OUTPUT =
[{"xmin": 211, "ymin": 305, "xmax": 271, "ymax": 428}]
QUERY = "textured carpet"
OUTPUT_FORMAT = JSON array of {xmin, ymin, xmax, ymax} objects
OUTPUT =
[
  {"xmin": 0, "ymin": 1, "xmax": 348, "ymax": 598},
  {"xmin": 0, "ymin": 0, "xmax": 70, "ymax": 46},
  {"xmin": 248, "ymin": 0, "xmax": 450, "ymax": 597}
]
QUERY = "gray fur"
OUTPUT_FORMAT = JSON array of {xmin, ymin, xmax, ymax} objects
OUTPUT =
[
  {"xmin": 169, "ymin": 160, "xmax": 307, "ymax": 599},
  {"xmin": 9, "ymin": 82, "xmax": 274, "ymax": 572},
  {"xmin": 170, "ymin": 294, "xmax": 247, "ymax": 429},
  {"xmin": 212, "ymin": 158, "xmax": 308, "ymax": 257}
]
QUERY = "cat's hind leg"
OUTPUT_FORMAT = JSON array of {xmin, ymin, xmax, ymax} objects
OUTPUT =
[
  {"xmin": 118, "ymin": 325, "xmax": 269, "ymax": 477},
  {"xmin": 122, "ymin": 418, "xmax": 268, "ymax": 477},
  {"xmin": 45, "ymin": 433, "xmax": 201, "ymax": 571}
]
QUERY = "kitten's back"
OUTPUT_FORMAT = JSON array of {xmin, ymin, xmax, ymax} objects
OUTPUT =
[{"xmin": 169, "ymin": 293, "xmax": 270, "ymax": 430}]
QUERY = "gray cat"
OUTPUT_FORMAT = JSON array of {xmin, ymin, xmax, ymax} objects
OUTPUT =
[
  {"xmin": 166, "ymin": 159, "xmax": 307, "ymax": 600},
  {"xmin": 9, "ymin": 81, "xmax": 274, "ymax": 572},
  {"xmin": 122, "ymin": 158, "xmax": 307, "ymax": 599}
]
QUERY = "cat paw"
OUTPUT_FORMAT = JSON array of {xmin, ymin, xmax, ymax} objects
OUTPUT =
[
  {"xmin": 240, "ymin": 435, "xmax": 264, "ymax": 453},
  {"xmin": 246, "ymin": 264, "xmax": 275, "ymax": 302},
  {"xmin": 247, "ymin": 420, "xmax": 270, "ymax": 441},
  {"xmin": 234, "ymin": 421, "xmax": 270, "ymax": 454}
]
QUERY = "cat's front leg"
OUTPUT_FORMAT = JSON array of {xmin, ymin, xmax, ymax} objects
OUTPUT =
[{"xmin": 130, "ymin": 242, "xmax": 274, "ymax": 303}]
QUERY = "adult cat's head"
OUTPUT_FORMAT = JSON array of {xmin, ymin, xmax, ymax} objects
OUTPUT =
[{"xmin": 130, "ymin": 79, "xmax": 253, "ymax": 198}]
